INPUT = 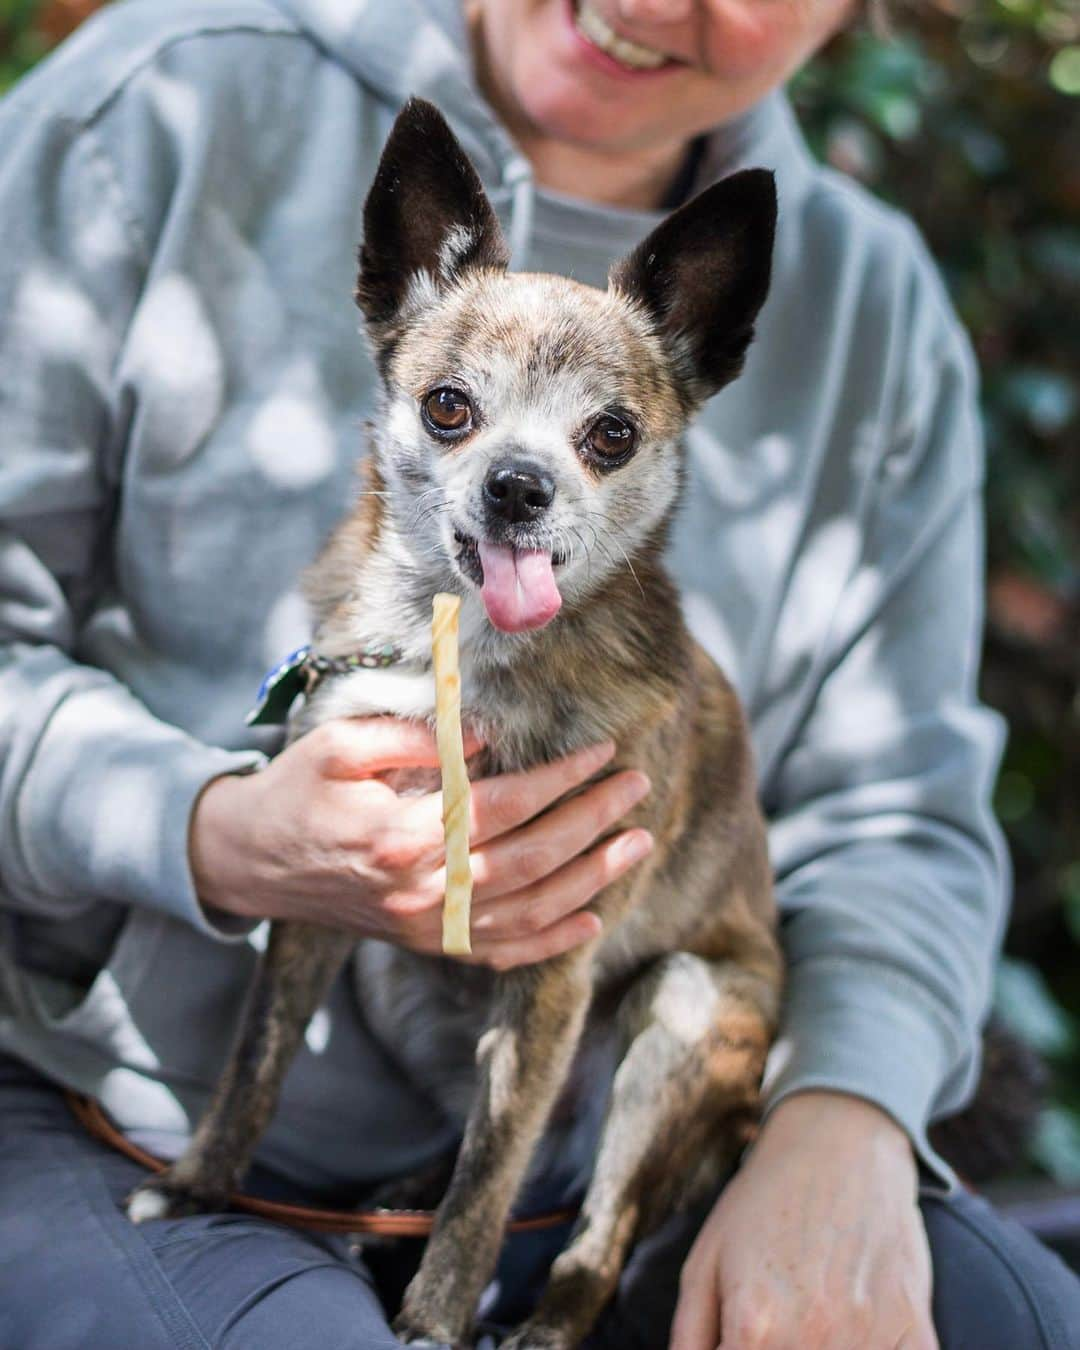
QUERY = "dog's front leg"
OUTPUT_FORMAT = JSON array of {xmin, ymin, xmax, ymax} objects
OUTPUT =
[
  {"xmin": 394, "ymin": 946, "xmax": 595, "ymax": 1349},
  {"xmin": 128, "ymin": 920, "xmax": 352, "ymax": 1221},
  {"xmin": 503, "ymin": 950, "xmax": 780, "ymax": 1350}
]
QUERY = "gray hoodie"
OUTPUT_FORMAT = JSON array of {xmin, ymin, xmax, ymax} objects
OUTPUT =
[{"xmin": 0, "ymin": 0, "xmax": 1007, "ymax": 1193}]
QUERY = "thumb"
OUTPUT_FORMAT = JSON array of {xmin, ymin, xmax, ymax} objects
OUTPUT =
[
  {"xmin": 670, "ymin": 1259, "xmax": 723, "ymax": 1350},
  {"xmin": 314, "ymin": 715, "xmax": 484, "ymax": 778}
]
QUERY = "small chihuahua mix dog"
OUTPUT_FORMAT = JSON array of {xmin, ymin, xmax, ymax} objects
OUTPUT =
[{"xmin": 128, "ymin": 99, "xmax": 783, "ymax": 1350}]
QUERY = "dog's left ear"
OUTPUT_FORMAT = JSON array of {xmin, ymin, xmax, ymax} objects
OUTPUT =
[
  {"xmin": 356, "ymin": 97, "xmax": 509, "ymax": 349},
  {"xmin": 610, "ymin": 169, "xmax": 777, "ymax": 401}
]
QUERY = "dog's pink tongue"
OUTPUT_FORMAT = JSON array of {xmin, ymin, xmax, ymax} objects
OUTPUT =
[{"xmin": 477, "ymin": 541, "xmax": 562, "ymax": 633}]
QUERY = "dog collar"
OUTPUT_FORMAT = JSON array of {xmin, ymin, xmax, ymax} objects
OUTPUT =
[{"xmin": 246, "ymin": 642, "xmax": 405, "ymax": 726}]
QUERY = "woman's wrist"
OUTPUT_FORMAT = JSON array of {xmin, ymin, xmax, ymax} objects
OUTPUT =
[
  {"xmin": 188, "ymin": 772, "xmax": 258, "ymax": 921},
  {"xmin": 758, "ymin": 1089, "xmax": 917, "ymax": 1172}
]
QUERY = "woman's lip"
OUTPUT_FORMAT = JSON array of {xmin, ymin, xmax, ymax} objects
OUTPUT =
[{"xmin": 561, "ymin": 0, "xmax": 686, "ymax": 81}]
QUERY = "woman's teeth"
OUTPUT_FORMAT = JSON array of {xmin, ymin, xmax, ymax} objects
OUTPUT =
[{"xmin": 574, "ymin": 0, "xmax": 671, "ymax": 70}]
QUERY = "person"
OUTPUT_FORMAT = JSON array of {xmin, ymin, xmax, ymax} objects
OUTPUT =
[{"xmin": 0, "ymin": 0, "xmax": 1077, "ymax": 1347}]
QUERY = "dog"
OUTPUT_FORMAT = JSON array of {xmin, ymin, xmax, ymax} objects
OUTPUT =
[{"xmin": 127, "ymin": 98, "xmax": 783, "ymax": 1350}]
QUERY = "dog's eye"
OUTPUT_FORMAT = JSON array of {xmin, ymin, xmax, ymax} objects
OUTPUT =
[
  {"xmin": 584, "ymin": 414, "xmax": 636, "ymax": 465},
  {"xmin": 422, "ymin": 388, "xmax": 473, "ymax": 435}
]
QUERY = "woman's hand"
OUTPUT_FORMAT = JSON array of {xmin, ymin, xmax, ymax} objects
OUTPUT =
[
  {"xmin": 188, "ymin": 717, "xmax": 653, "ymax": 969},
  {"xmin": 671, "ymin": 1090, "xmax": 938, "ymax": 1350}
]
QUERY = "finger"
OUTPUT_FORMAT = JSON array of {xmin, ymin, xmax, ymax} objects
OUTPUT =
[
  {"xmin": 470, "ymin": 830, "xmax": 654, "ymax": 940},
  {"xmin": 314, "ymin": 717, "xmax": 482, "ymax": 778},
  {"xmin": 469, "ymin": 910, "xmax": 603, "ymax": 971},
  {"xmin": 670, "ymin": 1269, "xmax": 722, "ymax": 1350},
  {"xmin": 468, "ymin": 769, "xmax": 650, "ymax": 900},
  {"xmin": 406, "ymin": 740, "xmax": 616, "ymax": 846}
]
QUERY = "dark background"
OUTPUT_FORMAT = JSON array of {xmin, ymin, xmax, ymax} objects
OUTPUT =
[{"xmin": 2, "ymin": 0, "xmax": 1078, "ymax": 1195}]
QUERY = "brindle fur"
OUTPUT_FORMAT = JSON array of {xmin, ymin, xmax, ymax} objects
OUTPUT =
[{"xmin": 128, "ymin": 100, "xmax": 782, "ymax": 1349}]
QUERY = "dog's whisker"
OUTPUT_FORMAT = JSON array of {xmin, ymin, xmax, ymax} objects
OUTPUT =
[
  {"xmin": 410, "ymin": 497, "xmax": 452, "ymax": 530},
  {"xmin": 415, "ymin": 504, "xmax": 450, "ymax": 529},
  {"xmin": 407, "ymin": 487, "xmax": 450, "ymax": 528},
  {"xmin": 567, "ymin": 525, "xmax": 592, "ymax": 583},
  {"xmin": 586, "ymin": 520, "xmax": 645, "ymax": 599},
  {"xmin": 412, "ymin": 485, "xmax": 444, "ymax": 502},
  {"xmin": 582, "ymin": 521, "xmax": 616, "ymax": 570},
  {"xmin": 619, "ymin": 550, "xmax": 645, "ymax": 600}
]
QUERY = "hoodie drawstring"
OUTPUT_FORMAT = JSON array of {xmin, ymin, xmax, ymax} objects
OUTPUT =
[{"xmin": 503, "ymin": 152, "xmax": 535, "ymax": 272}]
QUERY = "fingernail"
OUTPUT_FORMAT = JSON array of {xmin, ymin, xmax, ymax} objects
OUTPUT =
[
  {"xmin": 621, "ymin": 830, "xmax": 654, "ymax": 863},
  {"xmin": 625, "ymin": 772, "xmax": 651, "ymax": 802}
]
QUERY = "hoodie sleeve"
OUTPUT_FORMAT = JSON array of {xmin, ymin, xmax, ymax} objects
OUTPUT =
[
  {"xmin": 760, "ymin": 278, "xmax": 1009, "ymax": 1180},
  {"xmin": 0, "ymin": 109, "xmax": 263, "ymax": 940}
]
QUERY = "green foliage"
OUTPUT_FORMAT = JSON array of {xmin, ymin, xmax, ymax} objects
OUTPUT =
[
  {"xmin": 796, "ymin": 0, "xmax": 1080, "ymax": 1181},
  {"xmin": 3, "ymin": 0, "xmax": 1079, "ymax": 1179},
  {"xmin": 996, "ymin": 957, "xmax": 1077, "ymax": 1060},
  {"xmin": 0, "ymin": 0, "xmax": 51, "ymax": 91}
]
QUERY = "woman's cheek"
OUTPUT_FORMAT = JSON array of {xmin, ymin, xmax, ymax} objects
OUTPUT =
[
  {"xmin": 702, "ymin": 5, "xmax": 805, "ymax": 82},
  {"xmin": 702, "ymin": 0, "xmax": 856, "ymax": 85}
]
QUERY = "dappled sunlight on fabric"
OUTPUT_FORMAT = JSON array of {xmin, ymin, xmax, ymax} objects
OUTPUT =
[
  {"xmin": 848, "ymin": 416, "xmax": 882, "ymax": 483},
  {"xmin": 746, "ymin": 495, "xmax": 803, "ymax": 579},
  {"xmin": 99, "ymin": 1066, "xmax": 189, "ymax": 1140},
  {"xmin": 247, "ymin": 920, "xmax": 270, "ymax": 953},
  {"xmin": 823, "ymin": 639, "xmax": 908, "ymax": 738},
  {"xmin": 248, "ymin": 392, "xmax": 336, "ymax": 489},
  {"xmin": 79, "ymin": 599, "xmax": 137, "ymax": 663},
  {"xmin": 401, "ymin": 13, "xmax": 469, "ymax": 99},
  {"xmin": 85, "ymin": 762, "xmax": 166, "ymax": 876},
  {"xmin": 71, "ymin": 204, "xmax": 129, "ymax": 274},
  {"xmin": 305, "ymin": 1007, "xmax": 332, "ymax": 1055},
  {"xmin": 78, "ymin": 979, "xmax": 162, "ymax": 1071},
  {"xmin": 761, "ymin": 1033, "xmax": 794, "ymax": 1094},
  {"xmin": 10, "ymin": 267, "xmax": 109, "ymax": 379},
  {"xmin": 687, "ymin": 426, "xmax": 795, "ymax": 510},
  {"xmin": 295, "ymin": 0, "xmax": 373, "ymax": 43},
  {"xmin": 681, "ymin": 589, "xmax": 738, "ymax": 678},
  {"xmin": 125, "ymin": 274, "xmax": 225, "ymax": 466},
  {"xmin": 262, "ymin": 589, "xmax": 311, "ymax": 668},
  {"xmin": 141, "ymin": 67, "xmax": 200, "ymax": 143},
  {"xmin": 771, "ymin": 514, "xmax": 861, "ymax": 669}
]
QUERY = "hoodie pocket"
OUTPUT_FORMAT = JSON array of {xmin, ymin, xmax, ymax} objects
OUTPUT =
[
  {"xmin": 18, "ymin": 906, "xmax": 167, "ymax": 1055},
  {"xmin": 8, "ymin": 906, "xmax": 257, "ymax": 1085}
]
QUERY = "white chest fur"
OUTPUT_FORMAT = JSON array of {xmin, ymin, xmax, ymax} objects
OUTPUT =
[{"xmin": 308, "ymin": 664, "xmax": 438, "ymax": 724}]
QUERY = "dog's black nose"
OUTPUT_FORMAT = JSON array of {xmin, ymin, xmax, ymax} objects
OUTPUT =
[{"xmin": 483, "ymin": 463, "xmax": 556, "ymax": 524}]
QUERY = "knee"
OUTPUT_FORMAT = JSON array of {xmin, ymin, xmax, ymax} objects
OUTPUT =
[{"xmin": 923, "ymin": 1191, "xmax": 1080, "ymax": 1350}]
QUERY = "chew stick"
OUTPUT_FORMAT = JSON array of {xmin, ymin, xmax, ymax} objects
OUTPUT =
[{"xmin": 432, "ymin": 593, "xmax": 473, "ymax": 955}]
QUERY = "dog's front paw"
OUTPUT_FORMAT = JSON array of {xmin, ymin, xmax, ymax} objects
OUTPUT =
[
  {"xmin": 125, "ymin": 1173, "xmax": 228, "ymax": 1224},
  {"xmin": 500, "ymin": 1324, "xmax": 571, "ymax": 1350},
  {"xmin": 392, "ymin": 1308, "xmax": 468, "ymax": 1349},
  {"xmin": 390, "ymin": 1321, "xmax": 457, "ymax": 1349}
]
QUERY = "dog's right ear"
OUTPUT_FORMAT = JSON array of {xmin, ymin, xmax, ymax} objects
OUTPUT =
[{"xmin": 356, "ymin": 97, "xmax": 509, "ymax": 352}]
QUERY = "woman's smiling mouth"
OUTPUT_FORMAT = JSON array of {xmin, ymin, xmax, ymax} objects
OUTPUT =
[{"xmin": 569, "ymin": 0, "xmax": 686, "ymax": 75}]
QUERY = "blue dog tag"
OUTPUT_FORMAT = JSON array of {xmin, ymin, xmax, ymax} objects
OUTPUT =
[{"xmin": 246, "ymin": 646, "xmax": 311, "ymax": 726}]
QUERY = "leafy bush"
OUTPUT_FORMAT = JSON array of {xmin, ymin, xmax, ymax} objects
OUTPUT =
[
  {"xmin": 795, "ymin": 0, "xmax": 1080, "ymax": 1182},
  {"xmin": 3, "ymin": 0, "xmax": 1078, "ymax": 1180}
]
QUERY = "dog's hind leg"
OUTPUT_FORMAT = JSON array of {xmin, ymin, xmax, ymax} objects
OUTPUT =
[
  {"xmin": 502, "ymin": 951, "xmax": 780, "ymax": 1350},
  {"xmin": 127, "ymin": 920, "xmax": 352, "ymax": 1222}
]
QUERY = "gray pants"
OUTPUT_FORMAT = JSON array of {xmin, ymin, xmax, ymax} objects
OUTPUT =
[{"xmin": 1, "ymin": 1054, "xmax": 1077, "ymax": 1350}]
